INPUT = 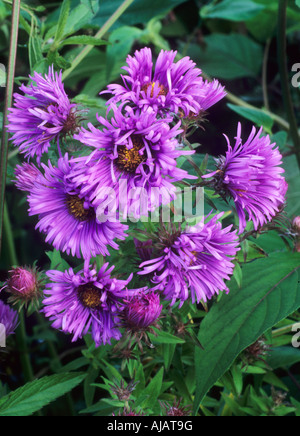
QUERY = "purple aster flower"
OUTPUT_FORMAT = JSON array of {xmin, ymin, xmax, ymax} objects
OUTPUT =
[
  {"xmin": 7, "ymin": 66, "xmax": 80, "ymax": 163},
  {"xmin": 102, "ymin": 47, "xmax": 206, "ymax": 117},
  {"xmin": 0, "ymin": 300, "xmax": 18, "ymax": 338},
  {"xmin": 138, "ymin": 213, "xmax": 240, "ymax": 307},
  {"xmin": 42, "ymin": 264, "xmax": 139, "ymax": 347},
  {"xmin": 72, "ymin": 105, "xmax": 195, "ymax": 216},
  {"xmin": 276, "ymin": 179, "xmax": 288, "ymax": 212},
  {"xmin": 14, "ymin": 162, "xmax": 42, "ymax": 191},
  {"xmin": 27, "ymin": 154, "xmax": 128, "ymax": 259},
  {"xmin": 193, "ymin": 78, "xmax": 226, "ymax": 112},
  {"xmin": 203, "ymin": 123, "xmax": 286, "ymax": 233}
]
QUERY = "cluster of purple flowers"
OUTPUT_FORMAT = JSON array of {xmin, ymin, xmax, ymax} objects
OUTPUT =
[{"xmin": 8, "ymin": 47, "xmax": 287, "ymax": 348}]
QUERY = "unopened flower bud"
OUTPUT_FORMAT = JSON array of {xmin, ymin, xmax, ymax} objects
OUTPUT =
[
  {"xmin": 123, "ymin": 292, "xmax": 162, "ymax": 330},
  {"xmin": 14, "ymin": 163, "xmax": 41, "ymax": 192},
  {"xmin": 113, "ymin": 407, "xmax": 145, "ymax": 416},
  {"xmin": 293, "ymin": 216, "xmax": 300, "ymax": 234},
  {"xmin": 133, "ymin": 238, "xmax": 153, "ymax": 262},
  {"xmin": 2, "ymin": 266, "xmax": 43, "ymax": 309},
  {"xmin": 108, "ymin": 379, "xmax": 138, "ymax": 402},
  {"xmin": 160, "ymin": 398, "xmax": 192, "ymax": 416},
  {"xmin": 117, "ymin": 291, "xmax": 162, "ymax": 353}
]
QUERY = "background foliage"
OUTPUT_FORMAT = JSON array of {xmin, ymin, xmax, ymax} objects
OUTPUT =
[{"xmin": 0, "ymin": 0, "xmax": 300, "ymax": 417}]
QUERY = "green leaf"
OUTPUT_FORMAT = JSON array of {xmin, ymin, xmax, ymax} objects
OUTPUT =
[
  {"xmin": 271, "ymin": 131, "xmax": 288, "ymax": 153},
  {"xmin": 201, "ymin": 0, "xmax": 265, "ymax": 22},
  {"xmin": 227, "ymin": 104, "xmax": 274, "ymax": 133},
  {"xmin": 267, "ymin": 346, "xmax": 300, "ymax": 370},
  {"xmin": 238, "ymin": 240, "xmax": 267, "ymax": 263},
  {"xmin": 147, "ymin": 328, "xmax": 186, "ymax": 345},
  {"xmin": 54, "ymin": 0, "xmax": 71, "ymax": 44},
  {"xmin": 185, "ymin": 34, "xmax": 263, "ymax": 80},
  {"xmin": 283, "ymin": 155, "xmax": 300, "ymax": 217},
  {"xmin": 0, "ymin": 373, "xmax": 86, "ymax": 416},
  {"xmin": 92, "ymin": 0, "xmax": 187, "ymax": 28},
  {"xmin": 59, "ymin": 35, "xmax": 109, "ymax": 47},
  {"xmin": 28, "ymin": 21, "xmax": 44, "ymax": 73},
  {"xmin": 247, "ymin": 0, "xmax": 300, "ymax": 41},
  {"xmin": 106, "ymin": 26, "xmax": 143, "ymax": 81},
  {"xmin": 0, "ymin": 64, "xmax": 6, "ymax": 87},
  {"xmin": 193, "ymin": 253, "xmax": 300, "ymax": 414},
  {"xmin": 134, "ymin": 367, "xmax": 164, "ymax": 409},
  {"xmin": 84, "ymin": 366, "xmax": 100, "ymax": 408},
  {"xmin": 46, "ymin": 249, "xmax": 70, "ymax": 272},
  {"xmin": 46, "ymin": 0, "xmax": 99, "ymax": 41},
  {"xmin": 232, "ymin": 262, "xmax": 243, "ymax": 288},
  {"xmin": 297, "ymin": 0, "xmax": 300, "ymax": 7},
  {"xmin": 80, "ymin": 398, "xmax": 124, "ymax": 415}
]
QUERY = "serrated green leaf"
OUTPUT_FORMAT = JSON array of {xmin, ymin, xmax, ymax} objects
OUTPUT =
[
  {"xmin": 134, "ymin": 367, "xmax": 164, "ymax": 409},
  {"xmin": 46, "ymin": 0, "xmax": 99, "ymax": 40},
  {"xmin": 0, "ymin": 373, "xmax": 86, "ymax": 416},
  {"xmin": 54, "ymin": 0, "xmax": 71, "ymax": 44},
  {"xmin": 46, "ymin": 249, "xmax": 70, "ymax": 272},
  {"xmin": 59, "ymin": 35, "xmax": 109, "ymax": 47}
]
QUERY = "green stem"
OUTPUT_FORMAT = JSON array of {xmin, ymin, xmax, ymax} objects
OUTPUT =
[
  {"xmin": 62, "ymin": 0, "xmax": 135, "ymax": 81},
  {"xmin": 277, "ymin": 0, "xmax": 300, "ymax": 168},
  {"xmin": 272, "ymin": 324, "xmax": 297, "ymax": 338},
  {"xmin": 35, "ymin": 312, "xmax": 75, "ymax": 415},
  {"xmin": 225, "ymin": 90, "xmax": 289, "ymax": 131},
  {"xmin": 16, "ymin": 310, "xmax": 35, "ymax": 383},
  {"xmin": 4, "ymin": 202, "xmax": 35, "ymax": 383},
  {"xmin": 0, "ymin": 0, "xmax": 21, "ymax": 253},
  {"xmin": 3, "ymin": 201, "xmax": 18, "ymax": 266}
]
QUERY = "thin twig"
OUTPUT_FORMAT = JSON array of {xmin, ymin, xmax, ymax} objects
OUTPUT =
[
  {"xmin": 0, "ymin": 0, "xmax": 21, "ymax": 253},
  {"xmin": 262, "ymin": 39, "xmax": 271, "ymax": 112}
]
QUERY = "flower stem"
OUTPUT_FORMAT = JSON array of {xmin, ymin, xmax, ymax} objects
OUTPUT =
[
  {"xmin": 62, "ymin": 0, "xmax": 135, "ymax": 81},
  {"xmin": 277, "ymin": 0, "xmax": 300, "ymax": 168},
  {"xmin": 0, "ymin": 0, "xmax": 21, "ymax": 254},
  {"xmin": 4, "ymin": 201, "xmax": 35, "ymax": 382},
  {"xmin": 3, "ymin": 201, "xmax": 18, "ymax": 266},
  {"xmin": 16, "ymin": 310, "xmax": 35, "ymax": 383}
]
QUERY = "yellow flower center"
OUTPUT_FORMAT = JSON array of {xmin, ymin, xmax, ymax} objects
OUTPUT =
[
  {"xmin": 77, "ymin": 284, "xmax": 102, "ymax": 309},
  {"xmin": 141, "ymin": 81, "xmax": 168, "ymax": 98},
  {"xmin": 66, "ymin": 194, "xmax": 95, "ymax": 222},
  {"xmin": 116, "ymin": 135, "xmax": 147, "ymax": 173}
]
